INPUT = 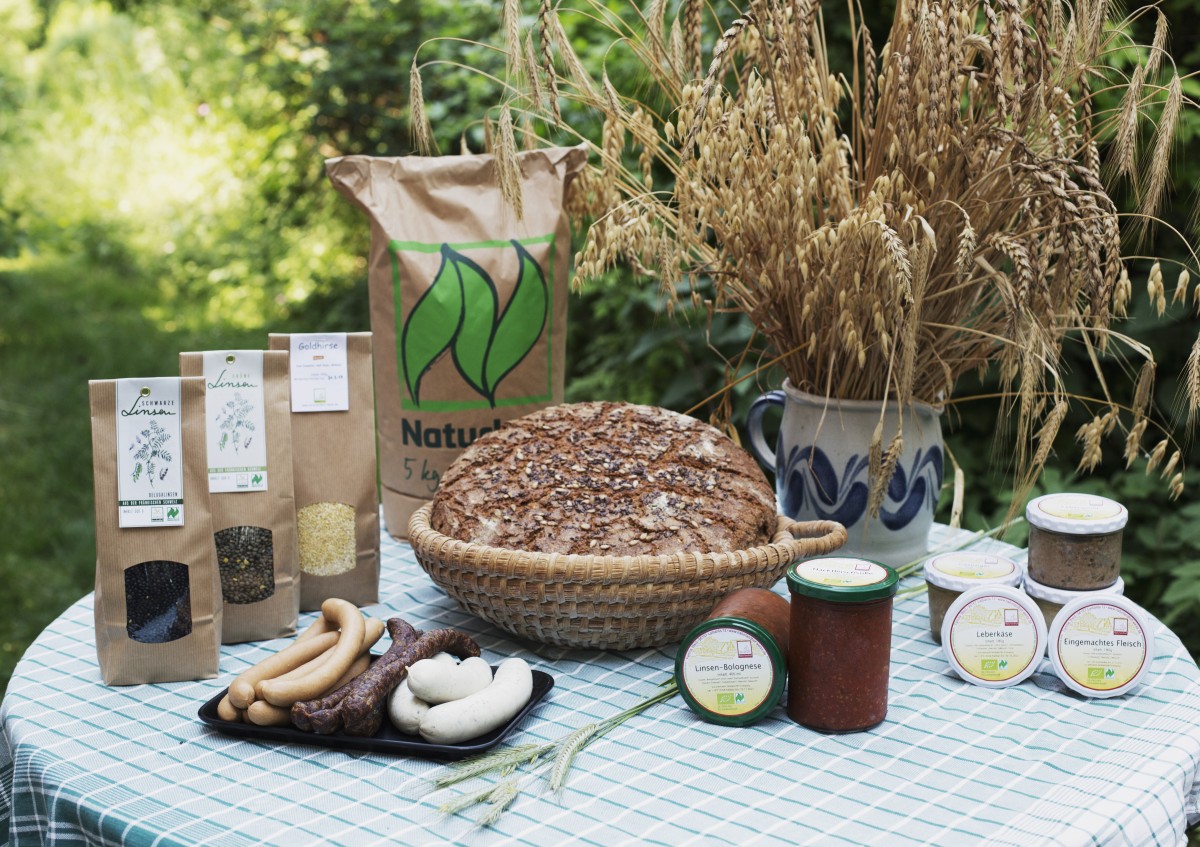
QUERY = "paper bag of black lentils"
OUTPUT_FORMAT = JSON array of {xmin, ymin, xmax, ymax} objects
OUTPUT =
[
  {"xmin": 179, "ymin": 349, "xmax": 299, "ymax": 643},
  {"xmin": 89, "ymin": 376, "xmax": 222, "ymax": 685},
  {"xmin": 325, "ymin": 146, "xmax": 586, "ymax": 539},
  {"xmin": 267, "ymin": 332, "xmax": 379, "ymax": 611}
]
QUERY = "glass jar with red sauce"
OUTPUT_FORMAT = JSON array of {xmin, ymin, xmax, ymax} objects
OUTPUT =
[{"xmin": 785, "ymin": 556, "xmax": 898, "ymax": 733}]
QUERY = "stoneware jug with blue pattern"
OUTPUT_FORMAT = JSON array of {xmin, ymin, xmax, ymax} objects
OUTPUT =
[{"xmin": 746, "ymin": 381, "xmax": 944, "ymax": 567}]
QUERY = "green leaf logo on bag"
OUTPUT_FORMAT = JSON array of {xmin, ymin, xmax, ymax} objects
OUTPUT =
[{"xmin": 396, "ymin": 238, "xmax": 551, "ymax": 409}]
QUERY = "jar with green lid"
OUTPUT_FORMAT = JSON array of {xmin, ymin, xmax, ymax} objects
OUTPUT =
[
  {"xmin": 1026, "ymin": 493, "xmax": 1127, "ymax": 590},
  {"xmin": 676, "ymin": 588, "xmax": 790, "ymax": 727},
  {"xmin": 785, "ymin": 556, "xmax": 898, "ymax": 733},
  {"xmin": 1023, "ymin": 573, "xmax": 1124, "ymax": 631},
  {"xmin": 923, "ymin": 551, "xmax": 1022, "ymax": 644}
]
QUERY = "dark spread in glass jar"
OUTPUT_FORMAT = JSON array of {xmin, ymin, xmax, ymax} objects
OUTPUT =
[
  {"xmin": 676, "ymin": 588, "xmax": 790, "ymax": 727},
  {"xmin": 1026, "ymin": 493, "xmax": 1127, "ymax": 590},
  {"xmin": 1023, "ymin": 573, "xmax": 1125, "ymax": 632},
  {"xmin": 785, "ymin": 557, "xmax": 898, "ymax": 733},
  {"xmin": 923, "ymin": 551, "xmax": 1022, "ymax": 644}
]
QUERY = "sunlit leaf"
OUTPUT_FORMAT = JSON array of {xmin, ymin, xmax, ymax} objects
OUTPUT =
[{"xmin": 401, "ymin": 245, "xmax": 464, "ymax": 405}]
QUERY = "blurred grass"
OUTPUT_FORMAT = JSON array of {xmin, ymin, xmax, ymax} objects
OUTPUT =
[{"xmin": 0, "ymin": 251, "xmax": 270, "ymax": 694}]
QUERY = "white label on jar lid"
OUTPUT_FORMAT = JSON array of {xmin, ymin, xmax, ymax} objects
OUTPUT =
[
  {"xmin": 680, "ymin": 627, "xmax": 776, "ymax": 716},
  {"xmin": 1054, "ymin": 602, "xmax": 1149, "ymax": 693},
  {"xmin": 795, "ymin": 557, "xmax": 889, "ymax": 587},
  {"xmin": 945, "ymin": 591, "xmax": 1042, "ymax": 685},
  {"xmin": 929, "ymin": 552, "xmax": 1018, "ymax": 580},
  {"xmin": 1036, "ymin": 494, "xmax": 1123, "ymax": 522}
]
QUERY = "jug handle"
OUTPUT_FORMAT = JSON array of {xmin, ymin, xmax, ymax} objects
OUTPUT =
[{"xmin": 745, "ymin": 390, "xmax": 786, "ymax": 471}]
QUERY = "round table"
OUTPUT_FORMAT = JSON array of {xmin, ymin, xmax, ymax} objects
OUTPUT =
[{"xmin": 3, "ymin": 525, "xmax": 1200, "ymax": 846}]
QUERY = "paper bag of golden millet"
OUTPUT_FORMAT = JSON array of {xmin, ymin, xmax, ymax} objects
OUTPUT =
[
  {"xmin": 179, "ymin": 349, "xmax": 299, "ymax": 642},
  {"xmin": 89, "ymin": 376, "xmax": 222, "ymax": 685},
  {"xmin": 325, "ymin": 146, "xmax": 586, "ymax": 539},
  {"xmin": 267, "ymin": 331, "xmax": 379, "ymax": 611}
]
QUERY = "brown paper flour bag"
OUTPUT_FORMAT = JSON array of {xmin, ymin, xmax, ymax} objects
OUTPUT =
[
  {"xmin": 267, "ymin": 331, "xmax": 379, "ymax": 610},
  {"xmin": 326, "ymin": 146, "xmax": 587, "ymax": 538},
  {"xmin": 89, "ymin": 376, "xmax": 222, "ymax": 685},
  {"xmin": 180, "ymin": 349, "xmax": 299, "ymax": 642}
]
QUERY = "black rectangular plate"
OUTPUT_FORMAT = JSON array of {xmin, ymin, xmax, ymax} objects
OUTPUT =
[{"xmin": 197, "ymin": 667, "xmax": 554, "ymax": 760}]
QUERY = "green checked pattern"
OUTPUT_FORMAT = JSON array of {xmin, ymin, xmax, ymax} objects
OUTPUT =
[{"xmin": 3, "ymin": 524, "xmax": 1200, "ymax": 846}]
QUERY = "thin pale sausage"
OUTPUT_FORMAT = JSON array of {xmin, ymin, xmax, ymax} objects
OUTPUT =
[{"xmin": 228, "ymin": 631, "xmax": 339, "ymax": 709}]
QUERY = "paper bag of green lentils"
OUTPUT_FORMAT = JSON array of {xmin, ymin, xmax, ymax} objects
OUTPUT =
[
  {"xmin": 179, "ymin": 349, "xmax": 299, "ymax": 643},
  {"xmin": 268, "ymin": 331, "xmax": 379, "ymax": 611},
  {"xmin": 326, "ymin": 146, "xmax": 586, "ymax": 539},
  {"xmin": 89, "ymin": 376, "xmax": 222, "ymax": 685}
]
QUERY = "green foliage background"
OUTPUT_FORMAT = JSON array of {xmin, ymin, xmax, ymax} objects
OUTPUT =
[{"xmin": 1, "ymin": 0, "xmax": 1199, "ymax": 700}]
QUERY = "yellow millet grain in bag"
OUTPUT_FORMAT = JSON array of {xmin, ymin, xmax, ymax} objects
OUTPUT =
[{"xmin": 297, "ymin": 502, "xmax": 356, "ymax": 576}]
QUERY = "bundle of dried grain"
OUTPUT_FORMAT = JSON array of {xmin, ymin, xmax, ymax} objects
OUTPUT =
[{"xmin": 415, "ymin": 0, "xmax": 1197, "ymax": 510}]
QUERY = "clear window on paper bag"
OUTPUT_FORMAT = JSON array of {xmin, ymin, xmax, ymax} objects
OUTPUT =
[
  {"xmin": 215, "ymin": 525, "xmax": 276, "ymax": 604},
  {"xmin": 125, "ymin": 560, "xmax": 192, "ymax": 643}
]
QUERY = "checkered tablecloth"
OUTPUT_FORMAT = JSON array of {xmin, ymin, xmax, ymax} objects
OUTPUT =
[{"xmin": 3, "ymin": 525, "xmax": 1200, "ymax": 846}]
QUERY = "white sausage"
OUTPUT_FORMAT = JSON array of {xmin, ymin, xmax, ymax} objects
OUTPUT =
[
  {"xmin": 387, "ymin": 652, "xmax": 457, "ymax": 734},
  {"xmin": 419, "ymin": 658, "xmax": 533, "ymax": 744},
  {"xmin": 408, "ymin": 655, "xmax": 493, "ymax": 705}
]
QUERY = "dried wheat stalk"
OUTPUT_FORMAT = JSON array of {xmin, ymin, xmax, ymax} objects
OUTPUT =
[{"xmin": 419, "ymin": 0, "xmax": 1197, "ymax": 501}]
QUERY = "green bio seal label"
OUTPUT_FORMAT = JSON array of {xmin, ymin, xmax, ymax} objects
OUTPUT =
[
  {"xmin": 1055, "ymin": 602, "xmax": 1149, "ymax": 693},
  {"xmin": 202, "ymin": 351, "xmax": 268, "ymax": 493},
  {"xmin": 679, "ymin": 627, "xmax": 776, "ymax": 717},
  {"xmin": 115, "ymin": 378, "xmax": 184, "ymax": 528}
]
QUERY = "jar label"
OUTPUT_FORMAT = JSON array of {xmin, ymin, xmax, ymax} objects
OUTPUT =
[
  {"xmin": 680, "ymin": 626, "xmax": 776, "ymax": 716},
  {"xmin": 115, "ymin": 378, "xmax": 185, "ymax": 528},
  {"xmin": 1037, "ymin": 495, "xmax": 1123, "ymax": 522},
  {"xmin": 289, "ymin": 333, "xmax": 350, "ymax": 412},
  {"xmin": 796, "ymin": 557, "xmax": 889, "ymax": 587},
  {"xmin": 929, "ymin": 552, "xmax": 1018, "ymax": 580},
  {"xmin": 202, "ymin": 351, "xmax": 269, "ymax": 493},
  {"xmin": 947, "ymin": 595, "xmax": 1040, "ymax": 683},
  {"xmin": 1056, "ymin": 603, "xmax": 1148, "ymax": 691}
]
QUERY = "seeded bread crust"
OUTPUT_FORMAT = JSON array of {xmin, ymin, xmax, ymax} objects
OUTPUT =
[{"xmin": 430, "ymin": 402, "xmax": 777, "ymax": 556}]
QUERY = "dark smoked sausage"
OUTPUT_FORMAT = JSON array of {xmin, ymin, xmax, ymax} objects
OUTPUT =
[
  {"xmin": 339, "ymin": 628, "xmax": 481, "ymax": 736},
  {"xmin": 291, "ymin": 618, "xmax": 420, "ymax": 732},
  {"xmin": 290, "ymin": 619, "xmax": 482, "ymax": 737}
]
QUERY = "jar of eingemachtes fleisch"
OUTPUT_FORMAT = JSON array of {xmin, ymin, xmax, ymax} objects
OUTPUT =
[
  {"xmin": 1048, "ymin": 593, "xmax": 1154, "ymax": 698},
  {"xmin": 923, "ymin": 551, "xmax": 1023, "ymax": 644},
  {"xmin": 1025, "ymin": 493, "xmax": 1128, "ymax": 590},
  {"xmin": 675, "ymin": 588, "xmax": 790, "ymax": 727},
  {"xmin": 785, "ymin": 557, "xmax": 898, "ymax": 733},
  {"xmin": 1023, "ymin": 573, "xmax": 1125, "ymax": 632}
]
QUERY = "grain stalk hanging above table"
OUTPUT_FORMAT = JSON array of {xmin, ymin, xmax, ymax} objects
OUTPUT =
[{"xmin": 412, "ymin": 0, "xmax": 1199, "ymax": 509}]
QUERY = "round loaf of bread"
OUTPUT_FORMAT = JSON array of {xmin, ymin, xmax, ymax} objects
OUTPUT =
[{"xmin": 430, "ymin": 401, "xmax": 777, "ymax": 556}]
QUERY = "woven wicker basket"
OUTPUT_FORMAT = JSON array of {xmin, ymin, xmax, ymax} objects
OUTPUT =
[{"xmin": 408, "ymin": 505, "xmax": 848, "ymax": 650}]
